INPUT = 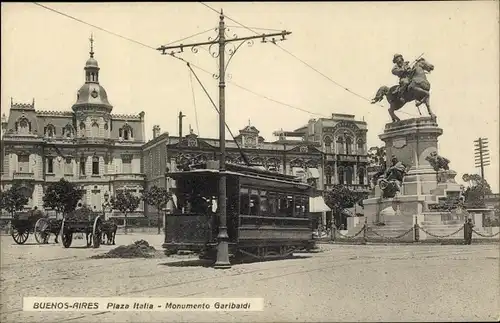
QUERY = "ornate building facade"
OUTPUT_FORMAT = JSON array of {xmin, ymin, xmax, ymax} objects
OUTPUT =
[
  {"xmin": 274, "ymin": 113, "xmax": 371, "ymax": 193},
  {"xmin": 0, "ymin": 38, "xmax": 145, "ymax": 217}
]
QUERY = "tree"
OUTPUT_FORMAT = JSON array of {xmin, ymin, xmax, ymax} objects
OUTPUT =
[
  {"xmin": 109, "ymin": 190, "xmax": 141, "ymax": 234},
  {"xmin": 43, "ymin": 179, "xmax": 84, "ymax": 218},
  {"xmin": 0, "ymin": 184, "xmax": 29, "ymax": 216},
  {"xmin": 462, "ymin": 173, "xmax": 492, "ymax": 208},
  {"xmin": 142, "ymin": 186, "xmax": 172, "ymax": 235},
  {"xmin": 323, "ymin": 184, "xmax": 358, "ymax": 229}
]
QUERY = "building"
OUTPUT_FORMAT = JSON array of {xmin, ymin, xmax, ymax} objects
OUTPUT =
[
  {"xmin": 142, "ymin": 113, "xmax": 371, "ymax": 228},
  {"xmin": 0, "ymin": 37, "xmax": 146, "ymax": 219},
  {"xmin": 275, "ymin": 113, "xmax": 371, "ymax": 192}
]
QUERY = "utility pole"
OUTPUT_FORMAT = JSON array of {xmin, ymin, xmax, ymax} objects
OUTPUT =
[
  {"xmin": 474, "ymin": 137, "xmax": 490, "ymax": 179},
  {"xmin": 178, "ymin": 111, "xmax": 186, "ymax": 139},
  {"xmin": 157, "ymin": 9, "xmax": 291, "ymax": 269}
]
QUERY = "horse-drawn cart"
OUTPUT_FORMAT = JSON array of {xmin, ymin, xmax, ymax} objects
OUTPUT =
[
  {"xmin": 60, "ymin": 208, "xmax": 103, "ymax": 248},
  {"xmin": 10, "ymin": 210, "xmax": 61, "ymax": 245}
]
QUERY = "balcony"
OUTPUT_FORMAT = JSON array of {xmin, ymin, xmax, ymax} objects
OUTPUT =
[
  {"xmin": 109, "ymin": 173, "xmax": 146, "ymax": 182},
  {"xmin": 337, "ymin": 155, "xmax": 358, "ymax": 162},
  {"xmin": 12, "ymin": 172, "xmax": 35, "ymax": 181},
  {"xmin": 324, "ymin": 183, "xmax": 370, "ymax": 192}
]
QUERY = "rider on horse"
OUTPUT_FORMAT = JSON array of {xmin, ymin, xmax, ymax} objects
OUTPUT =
[{"xmin": 391, "ymin": 54, "xmax": 413, "ymax": 103}]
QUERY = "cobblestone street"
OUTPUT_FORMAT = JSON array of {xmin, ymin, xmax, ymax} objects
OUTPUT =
[{"xmin": 1, "ymin": 234, "xmax": 498, "ymax": 322}]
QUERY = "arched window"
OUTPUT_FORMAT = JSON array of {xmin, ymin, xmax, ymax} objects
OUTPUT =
[
  {"xmin": 345, "ymin": 166, "xmax": 353, "ymax": 185},
  {"xmin": 63, "ymin": 124, "xmax": 73, "ymax": 138},
  {"xmin": 358, "ymin": 167, "xmax": 365, "ymax": 185},
  {"xmin": 324, "ymin": 136, "xmax": 332, "ymax": 154},
  {"xmin": 336, "ymin": 137, "xmax": 344, "ymax": 154},
  {"xmin": 120, "ymin": 124, "xmax": 133, "ymax": 140},
  {"xmin": 345, "ymin": 136, "xmax": 352, "ymax": 155},
  {"xmin": 17, "ymin": 117, "xmax": 30, "ymax": 135},
  {"xmin": 357, "ymin": 139, "xmax": 365, "ymax": 155},
  {"xmin": 325, "ymin": 165, "xmax": 332, "ymax": 185},
  {"xmin": 91, "ymin": 121, "xmax": 99, "ymax": 137},
  {"xmin": 45, "ymin": 124, "xmax": 56, "ymax": 138}
]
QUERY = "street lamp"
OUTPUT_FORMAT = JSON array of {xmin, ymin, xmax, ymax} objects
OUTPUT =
[{"xmin": 102, "ymin": 191, "xmax": 110, "ymax": 219}]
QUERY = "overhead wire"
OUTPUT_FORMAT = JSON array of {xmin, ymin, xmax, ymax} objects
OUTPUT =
[
  {"xmin": 31, "ymin": 2, "xmax": 333, "ymax": 120},
  {"xmin": 199, "ymin": 1, "xmax": 420, "ymax": 118},
  {"xmin": 188, "ymin": 70, "xmax": 201, "ymax": 136}
]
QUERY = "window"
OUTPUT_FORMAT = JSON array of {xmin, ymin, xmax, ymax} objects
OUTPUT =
[
  {"xmin": 104, "ymin": 123, "xmax": 108, "ymax": 131},
  {"xmin": 92, "ymin": 156, "xmax": 99, "ymax": 175},
  {"xmin": 239, "ymin": 188, "xmax": 250, "ymax": 215},
  {"xmin": 295, "ymin": 196, "xmax": 306, "ymax": 218},
  {"xmin": 62, "ymin": 125, "xmax": 73, "ymax": 138},
  {"xmin": 120, "ymin": 125, "xmax": 133, "ymax": 140},
  {"xmin": 324, "ymin": 136, "xmax": 332, "ymax": 154},
  {"xmin": 259, "ymin": 190, "xmax": 270, "ymax": 215},
  {"xmin": 357, "ymin": 139, "xmax": 365, "ymax": 155},
  {"xmin": 346, "ymin": 167, "xmax": 353, "ymax": 185},
  {"xmin": 18, "ymin": 155, "xmax": 30, "ymax": 173},
  {"xmin": 336, "ymin": 137, "xmax": 344, "ymax": 154},
  {"xmin": 79, "ymin": 121, "xmax": 86, "ymax": 137},
  {"xmin": 45, "ymin": 124, "xmax": 56, "ymax": 137},
  {"xmin": 338, "ymin": 167, "xmax": 345, "ymax": 184},
  {"xmin": 278, "ymin": 194, "xmax": 294, "ymax": 217},
  {"xmin": 65, "ymin": 158, "xmax": 73, "ymax": 175},
  {"xmin": 268, "ymin": 192, "xmax": 278, "ymax": 215},
  {"xmin": 358, "ymin": 168, "xmax": 365, "ymax": 185},
  {"xmin": 17, "ymin": 118, "xmax": 31, "ymax": 135},
  {"xmin": 79, "ymin": 157, "xmax": 86, "ymax": 175},
  {"xmin": 249, "ymin": 189, "xmax": 260, "ymax": 216},
  {"xmin": 47, "ymin": 157, "xmax": 54, "ymax": 174},
  {"xmin": 325, "ymin": 166, "xmax": 332, "ymax": 185},
  {"xmin": 122, "ymin": 157, "xmax": 132, "ymax": 173},
  {"xmin": 345, "ymin": 137, "xmax": 352, "ymax": 155},
  {"xmin": 91, "ymin": 122, "xmax": 99, "ymax": 137}
]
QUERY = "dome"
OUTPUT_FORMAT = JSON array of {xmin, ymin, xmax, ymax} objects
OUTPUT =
[
  {"xmin": 72, "ymin": 83, "xmax": 112, "ymax": 111},
  {"xmin": 85, "ymin": 57, "xmax": 99, "ymax": 68}
]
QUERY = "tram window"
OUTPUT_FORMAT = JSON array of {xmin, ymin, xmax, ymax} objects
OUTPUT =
[
  {"xmin": 259, "ymin": 190, "xmax": 270, "ymax": 215},
  {"xmin": 268, "ymin": 192, "xmax": 278, "ymax": 215},
  {"xmin": 249, "ymin": 190, "xmax": 260, "ymax": 216},
  {"xmin": 295, "ymin": 196, "xmax": 306, "ymax": 217},
  {"xmin": 240, "ymin": 188, "xmax": 250, "ymax": 215}
]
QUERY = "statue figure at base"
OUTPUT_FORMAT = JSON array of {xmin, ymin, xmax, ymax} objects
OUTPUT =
[
  {"xmin": 371, "ymin": 54, "xmax": 436, "ymax": 123},
  {"xmin": 377, "ymin": 156, "xmax": 407, "ymax": 198},
  {"xmin": 425, "ymin": 151, "xmax": 453, "ymax": 183}
]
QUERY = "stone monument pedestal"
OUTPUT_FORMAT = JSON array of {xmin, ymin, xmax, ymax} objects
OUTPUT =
[{"xmin": 364, "ymin": 117, "xmax": 455, "ymax": 236}]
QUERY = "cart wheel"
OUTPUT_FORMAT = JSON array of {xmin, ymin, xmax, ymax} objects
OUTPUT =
[
  {"xmin": 34, "ymin": 218, "xmax": 49, "ymax": 244},
  {"xmin": 92, "ymin": 216, "xmax": 102, "ymax": 249},
  {"xmin": 11, "ymin": 227, "xmax": 29, "ymax": 245},
  {"xmin": 60, "ymin": 219, "xmax": 73, "ymax": 248}
]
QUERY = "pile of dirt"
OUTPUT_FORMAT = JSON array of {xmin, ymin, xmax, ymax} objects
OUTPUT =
[{"xmin": 90, "ymin": 240, "xmax": 157, "ymax": 259}]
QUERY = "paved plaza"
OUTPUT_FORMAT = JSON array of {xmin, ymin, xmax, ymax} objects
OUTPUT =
[{"xmin": 0, "ymin": 234, "xmax": 498, "ymax": 322}]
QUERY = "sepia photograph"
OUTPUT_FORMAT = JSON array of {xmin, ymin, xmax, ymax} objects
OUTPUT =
[{"xmin": 1, "ymin": 1, "xmax": 499, "ymax": 322}]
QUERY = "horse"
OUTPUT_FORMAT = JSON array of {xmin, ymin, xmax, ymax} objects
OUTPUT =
[
  {"xmin": 101, "ymin": 219, "xmax": 117, "ymax": 245},
  {"xmin": 371, "ymin": 57, "xmax": 436, "ymax": 122}
]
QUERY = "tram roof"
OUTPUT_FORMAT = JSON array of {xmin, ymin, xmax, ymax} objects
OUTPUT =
[{"xmin": 168, "ymin": 162, "xmax": 312, "ymax": 189}]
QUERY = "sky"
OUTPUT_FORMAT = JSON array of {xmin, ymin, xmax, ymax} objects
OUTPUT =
[{"xmin": 1, "ymin": 2, "xmax": 499, "ymax": 192}]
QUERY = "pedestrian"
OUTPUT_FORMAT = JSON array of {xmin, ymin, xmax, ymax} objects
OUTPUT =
[{"xmin": 464, "ymin": 218, "xmax": 474, "ymax": 245}]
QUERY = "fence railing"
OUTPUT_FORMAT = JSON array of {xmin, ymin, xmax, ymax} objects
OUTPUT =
[{"xmin": 314, "ymin": 221, "xmax": 500, "ymax": 244}]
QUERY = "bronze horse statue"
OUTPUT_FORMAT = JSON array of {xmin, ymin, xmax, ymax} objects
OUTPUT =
[{"xmin": 371, "ymin": 57, "xmax": 436, "ymax": 122}]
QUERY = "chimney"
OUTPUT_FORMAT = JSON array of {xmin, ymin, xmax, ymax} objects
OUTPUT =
[
  {"xmin": 178, "ymin": 111, "xmax": 185, "ymax": 138},
  {"xmin": 152, "ymin": 125, "xmax": 161, "ymax": 139}
]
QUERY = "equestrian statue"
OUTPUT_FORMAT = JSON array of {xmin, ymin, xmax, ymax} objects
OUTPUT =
[{"xmin": 371, "ymin": 53, "xmax": 436, "ymax": 122}]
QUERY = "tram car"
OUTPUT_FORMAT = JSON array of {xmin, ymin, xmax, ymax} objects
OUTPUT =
[{"xmin": 163, "ymin": 161, "xmax": 315, "ymax": 262}]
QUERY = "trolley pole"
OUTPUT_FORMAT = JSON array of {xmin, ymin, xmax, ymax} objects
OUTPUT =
[{"xmin": 156, "ymin": 9, "xmax": 291, "ymax": 269}]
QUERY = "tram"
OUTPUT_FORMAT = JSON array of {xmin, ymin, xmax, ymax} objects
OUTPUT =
[{"xmin": 163, "ymin": 161, "xmax": 315, "ymax": 262}]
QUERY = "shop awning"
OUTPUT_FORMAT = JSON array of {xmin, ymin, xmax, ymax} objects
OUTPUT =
[
  {"xmin": 307, "ymin": 168, "xmax": 320, "ymax": 179},
  {"xmin": 309, "ymin": 196, "xmax": 331, "ymax": 213}
]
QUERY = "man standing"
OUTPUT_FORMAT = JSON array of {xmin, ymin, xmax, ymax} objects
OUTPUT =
[
  {"xmin": 391, "ymin": 54, "xmax": 413, "ymax": 103},
  {"xmin": 464, "ymin": 218, "xmax": 474, "ymax": 245}
]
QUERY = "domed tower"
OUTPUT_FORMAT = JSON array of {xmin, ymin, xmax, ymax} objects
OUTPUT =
[{"xmin": 72, "ymin": 34, "xmax": 113, "ymax": 138}]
